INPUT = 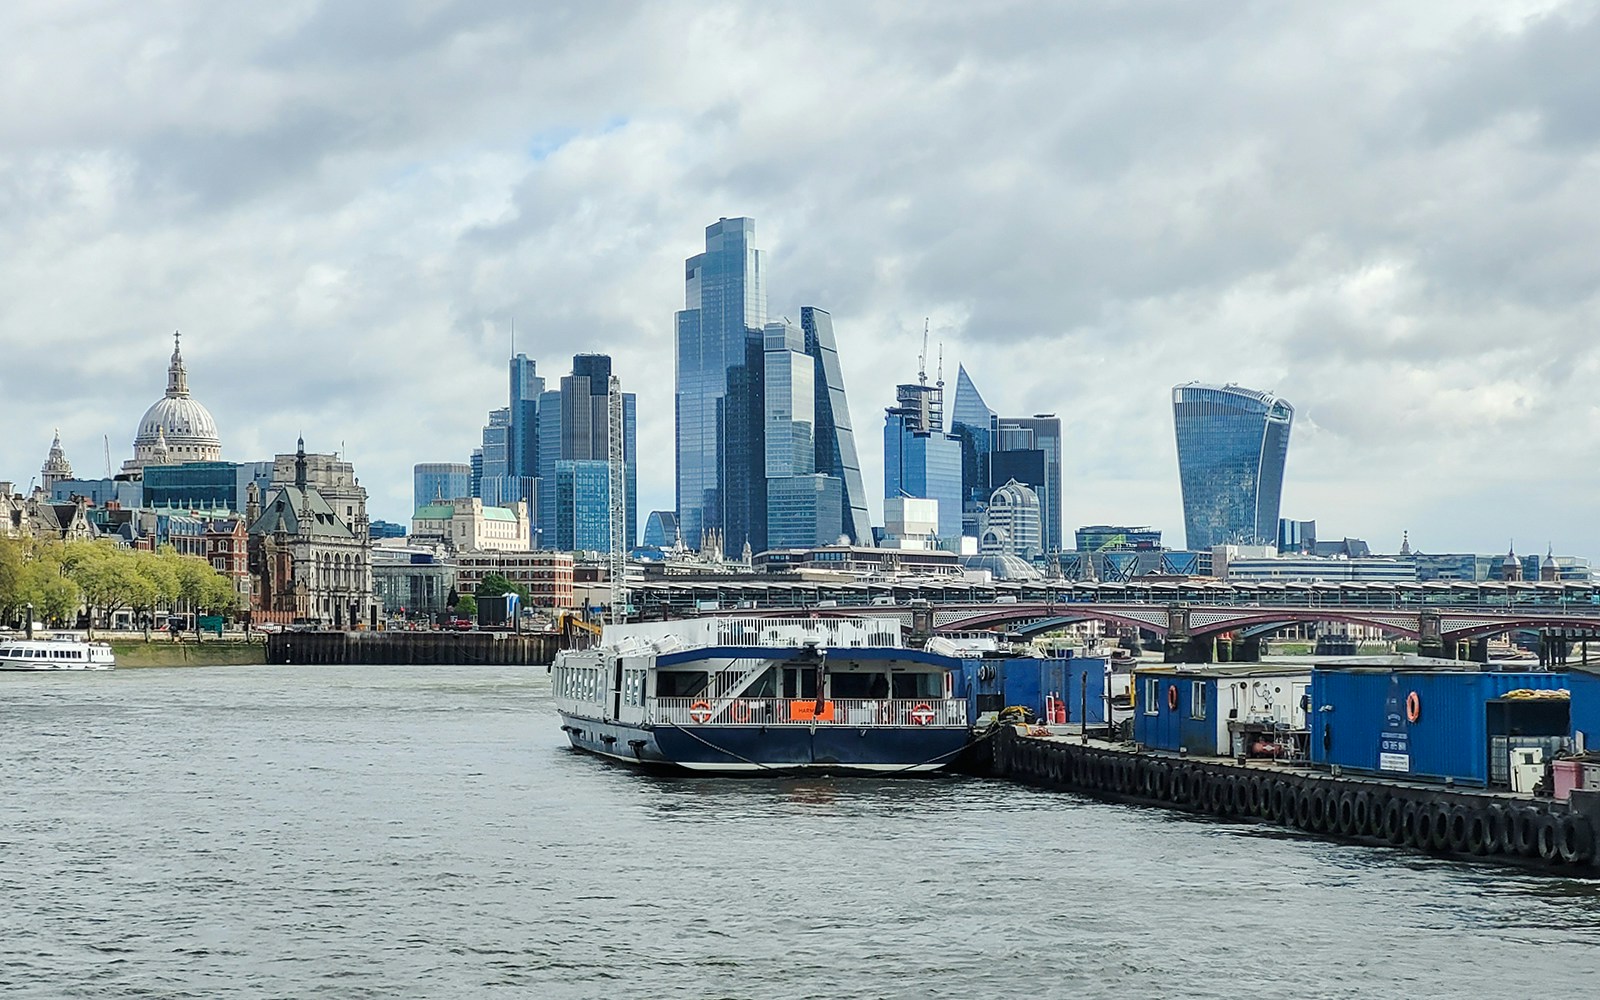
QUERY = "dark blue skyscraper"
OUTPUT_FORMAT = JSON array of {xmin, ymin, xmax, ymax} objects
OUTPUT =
[
  {"xmin": 1172, "ymin": 382, "xmax": 1294, "ymax": 549},
  {"xmin": 675, "ymin": 218, "xmax": 767, "ymax": 553}
]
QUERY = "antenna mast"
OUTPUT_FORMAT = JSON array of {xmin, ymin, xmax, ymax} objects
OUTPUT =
[
  {"xmin": 104, "ymin": 435, "xmax": 112, "ymax": 478},
  {"xmin": 917, "ymin": 318, "xmax": 929, "ymax": 386}
]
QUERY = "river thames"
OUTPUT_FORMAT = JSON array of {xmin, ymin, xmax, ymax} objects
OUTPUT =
[{"xmin": 2, "ymin": 663, "xmax": 1596, "ymax": 998}]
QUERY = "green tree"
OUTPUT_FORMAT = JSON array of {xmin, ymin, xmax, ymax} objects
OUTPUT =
[
  {"xmin": 456, "ymin": 593, "xmax": 477, "ymax": 619},
  {"xmin": 475, "ymin": 572, "xmax": 529, "ymax": 602}
]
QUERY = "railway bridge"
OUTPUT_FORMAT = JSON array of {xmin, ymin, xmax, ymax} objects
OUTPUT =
[{"xmin": 807, "ymin": 602, "xmax": 1600, "ymax": 664}]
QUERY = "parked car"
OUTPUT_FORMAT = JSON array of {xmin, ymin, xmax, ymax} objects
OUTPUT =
[{"xmin": 449, "ymin": 618, "xmax": 473, "ymax": 631}]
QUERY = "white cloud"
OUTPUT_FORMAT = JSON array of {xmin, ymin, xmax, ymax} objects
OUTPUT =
[{"xmin": 2, "ymin": 0, "xmax": 1598, "ymax": 559}]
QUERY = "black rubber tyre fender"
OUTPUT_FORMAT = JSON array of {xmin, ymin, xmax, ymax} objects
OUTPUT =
[
  {"xmin": 1537, "ymin": 813, "xmax": 1561, "ymax": 863},
  {"xmin": 1308, "ymin": 785, "xmax": 1330, "ymax": 831},
  {"xmin": 1402, "ymin": 800, "xmax": 1422, "ymax": 847},
  {"xmin": 1336, "ymin": 792, "xmax": 1356, "ymax": 835},
  {"xmin": 1384, "ymin": 797, "xmax": 1406, "ymax": 845},
  {"xmin": 1171, "ymin": 767, "xmax": 1190, "ymax": 803},
  {"xmin": 1429, "ymin": 803, "xmax": 1452, "ymax": 852},
  {"xmin": 1353, "ymin": 791, "xmax": 1372, "ymax": 835},
  {"xmin": 1512, "ymin": 808, "xmax": 1539, "ymax": 857},
  {"xmin": 1268, "ymin": 781, "xmax": 1287, "ymax": 822},
  {"xmin": 1153, "ymin": 763, "xmax": 1171, "ymax": 801},
  {"xmin": 1465, "ymin": 810, "xmax": 1490, "ymax": 856},
  {"xmin": 1558, "ymin": 814, "xmax": 1594, "ymax": 865},
  {"xmin": 1446, "ymin": 806, "xmax": 1471, "ymax": 854},
  {"xmin": 1294, "ymin": 787, "xmax": 1314, "ymax": 829},
  {"xmin": 1483, "ymin": 805, "xmax": 1509, "ymax": 855}
]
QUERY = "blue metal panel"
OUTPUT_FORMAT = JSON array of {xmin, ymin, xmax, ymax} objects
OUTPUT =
[
  {"xmin": 966, "ymin": 657, "xmax": 1108, "ymax": 724},
  {"xmin": 1133, "ymin": 671, "xmax": 1217, "ymax": 753},
  {"xmin": 1570, "ymin": 670, "xmax": 1600, "ymax": 746},
  {"xmin": 1311, "ymin": 669, "xmax": 1569, "ymax": 786}
]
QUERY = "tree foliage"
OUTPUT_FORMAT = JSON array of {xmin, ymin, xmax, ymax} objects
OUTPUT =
[
  {"xmin": 0, "ymin": 536, "xmax": 239, "ymax": 628},
  {"xmin": 475, "ymin": 572, "xmax": 529, "ymax": 602}
]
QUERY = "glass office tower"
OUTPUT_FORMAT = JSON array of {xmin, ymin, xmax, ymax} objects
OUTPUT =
[
  {"xmin": 413, "ymin": 462, "xmax": 472, "ymax": 512},
  {"xmin": 950, "ymin": 364, "xmax": 995, "ymax": 503},
  {"xmin": 1171, "ymin": 382, "xmax": 1294, "ymax": 549},
  {"xmin": 993, "ymin": 415, "xmax": 1063, "ymax": 554},
  {"xmin": 884, "ymin": 380, "xmax": 963, "ymax": 548},
  {"xmin": 801, "ymin": 307, "xmax": 872, "ymax": 546},
  {"xmin": 675, "ymin": 218, "xmax": 767, "ymax": 554}
]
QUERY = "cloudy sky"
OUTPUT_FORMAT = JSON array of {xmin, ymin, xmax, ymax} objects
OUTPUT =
[{"xmin": 3, "ymin": 1, "xmax": 1598, "ymax": 558}]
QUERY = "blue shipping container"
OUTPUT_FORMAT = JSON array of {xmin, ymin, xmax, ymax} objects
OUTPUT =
[
  {"xmin": 968, "ymin": 657, "xmax": 1107, "ymax": 725},
  {"xmin": 1571, "ymin": 668, "xmax": 1600, "ymax": 749},
  {"xmin": 1309, "ymin": 669, "xmax": 1569, "ymax": 786}
]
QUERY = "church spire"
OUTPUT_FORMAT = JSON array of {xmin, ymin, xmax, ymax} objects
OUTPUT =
[
  {"xmin": 295, "ymin": 436, "xmax": 307, "ymax": 489},
  {"xmin": 167, "ymin": 331, "xmax": 189, "ymax": 398}
]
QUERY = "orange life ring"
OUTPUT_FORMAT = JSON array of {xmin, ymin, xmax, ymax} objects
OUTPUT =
[
  {"xmin": 1405, "ymin": 691, "xmax": 1421, "ymax": 724},
  {"xmin": 1166, "ymin": 683, "xmax": 1179, "ymax": 712},
  {"xmin": 689, "ymin": 700, "xmax": 713, "ymax": 724},
  {"xmin": 730, "ymin": 700, "xmax": 751, "ymax": 724},
  {"xmin": 909, "ymin": 703, "xmax": 936, "ymax": 726}
]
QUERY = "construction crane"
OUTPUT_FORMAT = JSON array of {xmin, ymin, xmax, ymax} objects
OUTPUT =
[{"xmin": 606, "ymin": 374, "xmax": 628, "ymax": 625}]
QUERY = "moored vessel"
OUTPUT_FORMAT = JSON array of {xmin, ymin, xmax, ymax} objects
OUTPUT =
[
  {"xmin": 553, "ymin": 616, "xmax": 971, "ymax": 773},
  {"xmin": 0, "ymin": 634, "xmax": 116, "ymax": 671}
]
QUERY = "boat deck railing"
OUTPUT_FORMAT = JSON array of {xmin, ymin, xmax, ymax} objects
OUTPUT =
[{"xmin": 653, "ymin": 696, "xmax": 968, "ymax": 728}]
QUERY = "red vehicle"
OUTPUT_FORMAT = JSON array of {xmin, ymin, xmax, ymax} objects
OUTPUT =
[{"xmin": 448, "ymin": 618, "xmax": 473, "ymax": 631}]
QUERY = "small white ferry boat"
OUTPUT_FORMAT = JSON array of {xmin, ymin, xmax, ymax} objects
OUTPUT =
[
  {"xmin": 553, "ymin": 616, "xmax": 971, "ymax": 774},
  {"xmin": 0, "ymin": 634, "xmax": 116, "ymax": 671}
]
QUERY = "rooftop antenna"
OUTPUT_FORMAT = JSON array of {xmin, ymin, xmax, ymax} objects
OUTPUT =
[
  {"xmin": 936, "ymin": 341, "xmax": 945, "ymax": 388},
  {"xmin": 104, "ymin": 435, "xmax": 112, "ymax": 478},
  {"xmin": 510, "ymin": 317, "xmax": 516, "ymax": 358},
  {"xmin": 917, "ymin": 318, "xmax": 929, "ymax": 386}
]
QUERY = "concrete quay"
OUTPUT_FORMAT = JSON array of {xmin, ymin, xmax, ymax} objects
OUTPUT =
[
  {"xmin": 266, "ymin": 630, "xmax": 560, "ymax": 666},
  {"xmin": 983, "ymin": 725, "xmax": 1600, "ymax": 872}
]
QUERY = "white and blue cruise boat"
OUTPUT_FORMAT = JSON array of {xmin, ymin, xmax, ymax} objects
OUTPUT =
[
  {"xmin": 552, "ymin": 616, "xmax": 971, "ymax": 773},
  {"xmin": 0, "ymin": 634, "xmax": 116, "ymax": 670}
]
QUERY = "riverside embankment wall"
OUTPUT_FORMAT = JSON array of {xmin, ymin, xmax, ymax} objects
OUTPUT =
[
  {"xmin": 110, "ymin": 640, "xmax": 267, "ymax": 668},
  {"xmin": 266, "ymin": 631, "xmax": 559, "ymax": 665},
  {"xmin": 985, "ymin": 727, "xmax": 1600, "ymax": 872}
]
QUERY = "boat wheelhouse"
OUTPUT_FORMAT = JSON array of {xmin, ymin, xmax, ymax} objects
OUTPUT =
[
  {"xmin": 0, "ymin": 634, "xmax": 116, "ymax": 671},
  {"xmin": 553, "ymin": 616, "xmax": 971, "ymax": 773}
]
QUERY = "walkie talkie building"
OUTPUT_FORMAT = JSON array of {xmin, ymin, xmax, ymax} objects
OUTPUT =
[{"xmin": 1172, "ymin": 382, "xmax": 1294, "ymax": 550}]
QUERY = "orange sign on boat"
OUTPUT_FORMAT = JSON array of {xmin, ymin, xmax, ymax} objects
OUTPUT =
[{"xmin": 788, "ymin": 700, "xmax": 836, "ymax": 722}]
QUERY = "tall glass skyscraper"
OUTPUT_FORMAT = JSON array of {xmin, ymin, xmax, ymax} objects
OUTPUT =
[
  {"xmin": 538, "ymin": 354, "xmax": 638, "ymax": 553},
  {"xmin": 675, "ymin": 217, "xmax": 767, "ymax": 553},
  {"xmin": 1172, "ymin": 382, "xmax": 1294, "ymax": 550},
  {"xmin": 950, "ymin": 365, "xmax": 995, "ymax": 499},
  {"xmin": 884, "ymin": 379, "xmax": 963, "ymax": 548},
  {"xmin": 801, "ymin": 307, "xmax": 871, "ymax": 545}
]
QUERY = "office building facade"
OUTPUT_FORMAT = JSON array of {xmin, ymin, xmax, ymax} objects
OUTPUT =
[
  {"xmin": 414, "ymin": 462, "xmax": 472, "ymax": 512},
  {"xmin": 675, "ymin": 217, "xmax": 767, "ymax": 554},
  {"xmin": 800, "ymin": 307, "xmax": 871, "ymax": 545},
  {"xmin": 1172, "ymin": 382, "xmax": 1294, "ymax": 550},
  {"xmin": 883, "ymin": 379, "xmax": 963, "ymax": 547}
]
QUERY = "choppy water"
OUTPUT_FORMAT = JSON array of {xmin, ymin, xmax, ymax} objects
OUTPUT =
[{"xmin": 2, "ymin": 664, "xmax": 1596, "ymax": 999}]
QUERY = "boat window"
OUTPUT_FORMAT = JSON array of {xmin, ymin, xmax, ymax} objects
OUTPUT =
[
  {"xmin": 657, "ymin": 670, "xmax": 709, "ymax": 698},
  {"xmin": 1144, "ymin": 678, "xmax": 1160, "ymax": 715},
  {"xmin": 782, "ymin": 668, "xmax": 818, "ymax": 699},
  {"xmin": 742, "ymin": 667, "xmax": 778, "ymax": 698},
  {"xmin": 891, "ymin": 672, "xmax": 941, "ymax": 699},
  {"xmin": 1190, "ymin": 681, "xmax": 1207, "ymax": 720},
  {"xmin": 830, "ymin": 672, "xmax": 888, "ymax": 699}
]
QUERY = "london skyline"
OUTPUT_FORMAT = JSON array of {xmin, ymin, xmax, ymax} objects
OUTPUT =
[{"xmin": 2, "ymin": 3, "xmax": 1597, "ymax": 558}]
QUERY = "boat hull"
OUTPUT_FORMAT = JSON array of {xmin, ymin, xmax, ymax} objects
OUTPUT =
[{"xmin": 559, "ymin": 712, "xmax": 969, "ymax": 774}]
